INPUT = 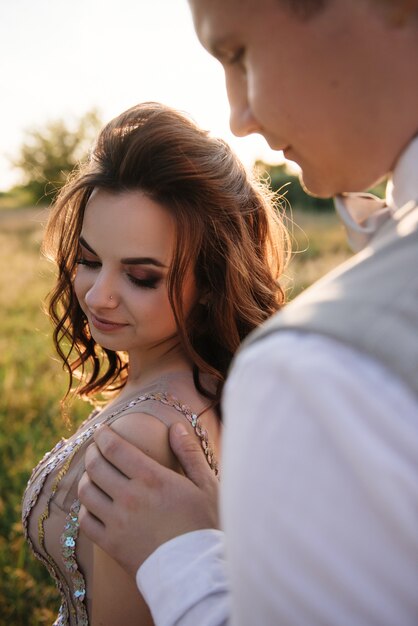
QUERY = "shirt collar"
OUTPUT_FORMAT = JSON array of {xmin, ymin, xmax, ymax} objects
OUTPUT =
[
  {"xmin": 386, "ymin": 134, "xmax": 418, "ymax": 211},
  {"xmin": 334, "ymin": 134, "xmax": 418, "ymax": 252}
]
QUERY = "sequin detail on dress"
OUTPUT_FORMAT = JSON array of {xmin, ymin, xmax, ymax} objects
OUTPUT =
[
  {"xmin": 53, "ymin": 604, "xmax": 69, "ymax": 626},
  {"xmin": 22, "ymin": 392, "xmax": 219, "ymax": 625},
  {"xmin": 60, "ymin": 499, "xmax": 88, "ymax": 625},
  {"xmin": 22, "ymin": 419, "xmax": 104, "ymax": 625}
]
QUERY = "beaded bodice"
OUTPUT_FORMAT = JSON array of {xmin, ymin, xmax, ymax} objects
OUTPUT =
[{"xmin": 22, "ymin": 377, "xmax": 219, "ymax": 626}]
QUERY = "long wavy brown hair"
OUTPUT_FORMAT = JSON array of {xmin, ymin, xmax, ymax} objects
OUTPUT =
[{"xmin": 43, "ymin": 102, "xmax": 289, "ymax": 415}]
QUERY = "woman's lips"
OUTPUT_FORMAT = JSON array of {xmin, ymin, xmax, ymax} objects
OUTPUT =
[{"xmin": 90, "ymin": 313, "xmax": 128, "ymax": 332}]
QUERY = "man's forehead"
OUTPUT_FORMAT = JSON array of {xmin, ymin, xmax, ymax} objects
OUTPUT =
[{"xmin": 188, "ymin": 0, "xmax": 268, "ymax": 48}]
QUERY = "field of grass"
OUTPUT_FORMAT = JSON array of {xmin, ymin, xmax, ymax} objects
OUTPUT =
[
  {"xmin": 284, "ymin": 207, "xmax": 352, "ymax": 297},
  {"xmin": 0, "ymin": 206, "xmax": 352, "ymax": 625},
  {"xmin": 0, "ymin": 208, "xmax": 91, "ymax": 625}
]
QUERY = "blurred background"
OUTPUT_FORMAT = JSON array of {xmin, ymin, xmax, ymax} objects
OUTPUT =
[
  {"xmin": 1, "ymin": 0, "xmax": 283, "ymax": 196},
  {"xmin": 0, "ymin": 1, "xmax": 364, "ymax": 623}
]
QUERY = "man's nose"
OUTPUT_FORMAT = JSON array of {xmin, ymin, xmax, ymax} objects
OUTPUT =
[
  {"xmin": 229, "ymin": 102, "xmax": 260, "ymax": 137},
  {"xmin": 225, "ymin": 68, "xmax": 260, "ymax": 137}
]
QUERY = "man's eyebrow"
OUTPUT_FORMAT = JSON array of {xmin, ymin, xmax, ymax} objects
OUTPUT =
[{"xmin": 78, "ymin": 236, "xmax": 167, "ymax": 268}]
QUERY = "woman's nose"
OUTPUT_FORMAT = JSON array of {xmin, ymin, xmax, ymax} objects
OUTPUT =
[{"xmin": 84, "ymin": 273, "xmax": 118, "ymax": 310}]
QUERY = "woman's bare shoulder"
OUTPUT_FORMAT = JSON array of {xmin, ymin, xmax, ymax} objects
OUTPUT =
[{"xmin": 109, "ymin": 411, "xmax": 186, "ymax": 471}]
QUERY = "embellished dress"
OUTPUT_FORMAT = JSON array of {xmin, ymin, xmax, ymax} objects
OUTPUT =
[{"xmin": 22, "ymin": 373, "xmax": 219, "ymax": 625}]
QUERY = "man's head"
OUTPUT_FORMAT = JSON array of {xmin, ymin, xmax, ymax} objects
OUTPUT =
[{"xmin": 189, "ymin": 0, "xmax": 418, "ymax": 197}]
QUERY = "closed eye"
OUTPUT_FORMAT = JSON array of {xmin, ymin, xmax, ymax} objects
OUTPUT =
[
  {"xmin": 127, "ymin": 275, "xmax": 160, "ymax": 289},
  {"xmin": 76, "ymin": 257, "xmax": 101, "ymax": 269}
]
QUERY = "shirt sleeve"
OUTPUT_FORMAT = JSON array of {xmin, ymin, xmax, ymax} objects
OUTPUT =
[
  {"xmin": 222, "ymin": 331, "xmax": 418, "ymax": 626},
  {"xmin": 136, "ymin": 529, "xmax": 230, "ymax": 626}
]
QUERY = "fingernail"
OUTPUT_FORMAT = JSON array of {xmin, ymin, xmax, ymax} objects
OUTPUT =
[{"xmin": 173, "ymin": 422, "xmax": 189, "ymax": 436}]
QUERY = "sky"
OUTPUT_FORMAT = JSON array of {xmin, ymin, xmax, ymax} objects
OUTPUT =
[{"xmin": 0, "ymin": 0, "xmax": 285, "ymax": 192}]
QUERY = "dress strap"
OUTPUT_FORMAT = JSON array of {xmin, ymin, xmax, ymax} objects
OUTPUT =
[{"xmin": 105, "ymin": 391, "xmax": 219, "ymax": 477}]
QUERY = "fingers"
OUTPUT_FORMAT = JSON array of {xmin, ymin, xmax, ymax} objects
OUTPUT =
[
  {"xmin": 78, "ymin": 502, "xmax": 107, "ymax": 547},
  {"xmin": 78, "ymin": 470, "xmax": 113, "ymax": 522},
  {"xmin": 84, "ymin": 442, "xmax": 127, "ymax": 500},
  {"xmin": 94, "ymin": 425, "xmax": 162, "ymax": 480},
  {"xmin": 169, "ymin": 422, "xmax": 215, "ymax": 488}
]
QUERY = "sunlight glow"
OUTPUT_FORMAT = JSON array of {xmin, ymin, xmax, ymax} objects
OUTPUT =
[{"xmin": 0, "ymin": 0, "xmax": 285, "ymax": 191}]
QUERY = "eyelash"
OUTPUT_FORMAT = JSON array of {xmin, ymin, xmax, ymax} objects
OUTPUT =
[
  {"xmin": 76, "ymin": 258, "xmax": 159, "ymax": 290},
  {"xmin": 76, "ymin": 258, "xmax": 100, "ymax": 269},
  {"xmin": 127, "ymin": 275, "xmax": 159, "ymax": 290}
]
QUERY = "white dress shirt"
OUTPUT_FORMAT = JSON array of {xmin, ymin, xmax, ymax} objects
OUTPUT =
[{"xmin": 137, "ymin": 137, "xmax": 418, "ymax": 626}]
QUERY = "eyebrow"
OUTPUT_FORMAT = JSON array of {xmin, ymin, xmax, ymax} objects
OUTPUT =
[{"xmin": 78, "ymin": 236, "xmax": 167, "ymax": 268}]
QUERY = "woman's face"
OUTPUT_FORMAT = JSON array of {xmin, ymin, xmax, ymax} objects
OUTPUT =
[{"xmin": 74, "ymin": 189, "xmax": 197, "ymax": 371}]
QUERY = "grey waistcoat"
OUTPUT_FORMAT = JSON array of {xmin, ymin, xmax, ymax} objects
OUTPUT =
[{"xmin": 244, "ymin": 201, "xmax": 418, "ymax": 399}]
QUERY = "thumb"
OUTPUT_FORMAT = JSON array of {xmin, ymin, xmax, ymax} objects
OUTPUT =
[{"xmin": 169, "ymin": 422, "xmax": 213, "ymax": 487}]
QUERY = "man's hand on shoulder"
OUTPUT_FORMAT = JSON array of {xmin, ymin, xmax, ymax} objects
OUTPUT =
[{"xmin": 78, "ymin": 422, "xmax": 220, "ymax": 578}]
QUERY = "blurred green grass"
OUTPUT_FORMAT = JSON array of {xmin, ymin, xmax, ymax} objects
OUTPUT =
[
  {"xmin": 0, "ymin": 205, "xmax": 352, "ymax": 625},
  {"xmin": 0, "ymin": 208, "xmax": 90, "ymax": 625},
  {"xmin": 284, "ymin": 208, "xmax": 352, "ymax": 297}
]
